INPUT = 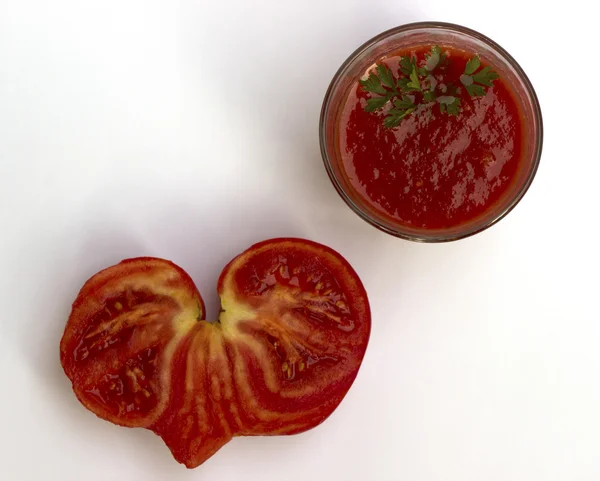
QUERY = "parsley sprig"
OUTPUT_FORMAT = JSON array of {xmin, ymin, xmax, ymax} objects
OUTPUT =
[
  {"xmin": 460, "ymin": 56, "xmax": 500, "ymax": 97},
  {"xmin": 359, "ymin": 46, "xmax": 499, "ymax": 128}
]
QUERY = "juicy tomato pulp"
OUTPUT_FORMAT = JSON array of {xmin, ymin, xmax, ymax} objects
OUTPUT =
[
  {"xmin": 337, "ymin": 45, "xmax": 524, "ymax": 230},
  {"xmin": 60, "ymin": 239, "xmax": 370, "ymax": 468}
]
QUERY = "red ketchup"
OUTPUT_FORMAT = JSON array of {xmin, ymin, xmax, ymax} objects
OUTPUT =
[{"xmin": 337, "ymin": 46, "xmax": 523, "ymax": 230}]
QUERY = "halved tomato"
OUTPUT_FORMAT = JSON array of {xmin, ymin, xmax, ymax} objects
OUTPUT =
[{"xmin": 60, "ymin": 238, "xmax": 371, "ymax": 468}]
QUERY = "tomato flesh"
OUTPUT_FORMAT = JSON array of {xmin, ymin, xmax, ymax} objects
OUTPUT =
[
  {"xmin": 84, "ymin": 347, "xmax": 160, "ymax": 417},
  {"xmin": 60, "ymin": 239, "xmax": 370, "ymax": 468}
]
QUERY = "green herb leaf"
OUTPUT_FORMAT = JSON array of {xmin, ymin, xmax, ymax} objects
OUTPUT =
[
  {"xmin": 361, "ymin": 46, "xmax": 501, "ymax": 128},
  {"xmin": 426, "ymin": 74, "xmax": 438, "ymax": 92},
  {"xmin": 399, "ymin": 56, "xmax": 413, "ymax": 76},
  {"xmin": 472, "ymin": 66, "xmax": 499, "ymax": 87},
  {"xmin": 397, "ymin": 77, "xmax": 410, "ymax": 90},
  {"xmin": 431, "ymin": 45, "xmax": 447, "ymax": 62},
  {"xmin": 384, "ymin": 107, "xmax": 415, "ymax": 128},
  {"xmin": 438, "ymin": 95, "xmax": 460, "ymax": 114},
  {"xmin": 376, "ymin": 64, "xmax": 395, "ymax": 88},
  {"xmin": 423, "ymin": 90, "xmax": 436, "ymax": 102},
  {"xmin": 438, "ymin": 48, "xmax": 447, "ymax": 66},
  {"xmin": 365, "ymin": 96, "xmax": 389, "ymax": 112},
  {"xmin": 394, "ymin": 95, "xmax": 416, "ymax": 110},
  {"xmin": 446, "ymin": 97, "xmax": 461, "ymax": 116},
  {"xmin": 407, "ymin": 65, "xmax": 421, "ymax": 90},
  {"xmin": 460, "ymin": 74, "xmax": 474, "ymax": 86},
  {"xmin": 461, "ymin": 57, "xmax": 499, "ymax": 97},
  {"xmin": 359, "ymin": 74, "xmax": 387, "ymax": 95},
  {"xmin": 425, "ymin": 45, "xmax": 441, "ymax": 71},
  {"xmin": 464, "ymin": 55, "xmax": 481, "ymax": 75},
  {"xmin": 383, "ymin": 115, "xmax": 402, "ymax": 129},
  {"xmin": 465, "ymin": 83, "xmax": 487, "ymax": 97}
]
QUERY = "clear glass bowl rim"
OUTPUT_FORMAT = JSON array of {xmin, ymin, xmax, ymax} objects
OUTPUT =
[{"xmin": 319, "ymin": 21, "xmax": 544, "ymax": 242}]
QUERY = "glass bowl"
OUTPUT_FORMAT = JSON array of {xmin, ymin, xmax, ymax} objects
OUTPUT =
[{"xmin": 319, "ymin": 22, "xmax": 543, "ymax": 242}]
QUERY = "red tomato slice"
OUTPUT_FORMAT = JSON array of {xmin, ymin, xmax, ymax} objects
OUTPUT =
[{"xmin": 60, "ymin": 238, "xmax": 370, "ymax": 468}]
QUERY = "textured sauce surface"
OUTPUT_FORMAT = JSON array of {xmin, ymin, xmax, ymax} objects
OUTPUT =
[{"xmin": 337, "ymin": 46, "xmax": 524, "ymax": 229}]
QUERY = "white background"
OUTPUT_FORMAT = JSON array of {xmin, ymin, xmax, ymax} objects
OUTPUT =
[{"xmin": 0, "ymin": 1, "xmax": 597, "ymax": 480}]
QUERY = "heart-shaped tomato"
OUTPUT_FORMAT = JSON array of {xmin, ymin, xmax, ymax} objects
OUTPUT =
[{"xmin": 60, "ymin": 238, "xmax": 370, "ymax": 468}]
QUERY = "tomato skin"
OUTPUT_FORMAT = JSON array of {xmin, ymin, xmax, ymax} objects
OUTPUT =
[{"xmin": 60, "ymin": 239, "xmax": 370, "ymax": 468}]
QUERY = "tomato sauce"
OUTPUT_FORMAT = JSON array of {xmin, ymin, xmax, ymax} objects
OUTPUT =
[{"xmin": 336, "ymin": 46, "xmax": 523, "ymax": 230}]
